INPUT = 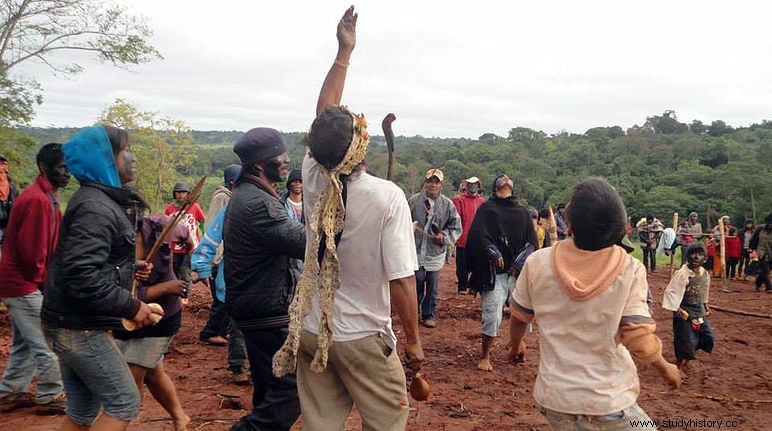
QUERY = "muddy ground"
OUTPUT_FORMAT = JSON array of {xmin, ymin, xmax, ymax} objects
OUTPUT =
[{"xmin": 2, "ymin": 262, "xmax": 771, "ymax": 430}]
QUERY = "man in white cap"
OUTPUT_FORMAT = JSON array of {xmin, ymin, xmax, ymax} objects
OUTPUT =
[
  {"xmin": 408, "ymin": 168, "xmax": 462, "ymax": 328},
  {"xmin": 453, "ymin": 176, "xmax": 485, "ymax": 294}
]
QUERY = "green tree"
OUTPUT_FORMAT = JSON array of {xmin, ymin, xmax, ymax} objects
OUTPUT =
[
  {"xmin": 644, "ymin": 110, "xmax": 688, "ymax": 134},
  {"xmin": 98, "ymin": 99, "xmax": 193, "ymax": 210},
  {"xmin": 708, "ymin": 120, "xmax": 733, "ymax": 137},
  {"xmin": 1, "ymin": 0, "xmax": 162, "ymax": 125},
  {"xmin": 0, "ymin": 74, "xmax": 41, "ymax": 125},
  {"xmin": 689, "ymin": 120, "xmax": 706, "ymax": 134},
  {"xmin": 0, "ymin": 126, "xmax": 38, "ymax": 187}
]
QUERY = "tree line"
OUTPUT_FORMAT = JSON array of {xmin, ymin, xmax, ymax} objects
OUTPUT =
[{"xmin": 3, "ymin": 106, "xmax": 770, "ymax": 227}]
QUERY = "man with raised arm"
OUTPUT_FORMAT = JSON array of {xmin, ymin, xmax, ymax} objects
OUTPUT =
[{"xmin": 273, "ymin": 6, "xmax": 424, "ymax": 431}]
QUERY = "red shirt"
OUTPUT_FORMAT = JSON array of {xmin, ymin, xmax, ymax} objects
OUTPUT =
[
  {"xmin": 725, "ymin": 236, "xmax": 741, "ymax": 259},
  {"xmin": 0, "ymin": 176, "xmax": 62, "ymax": 297},
  {"xmin": 453, "ymin": 193, "xmax": 486, "ymax": 248},
  {"xmin": 164, "ymin": 202, "xmax": 205, "ymax": 254}
]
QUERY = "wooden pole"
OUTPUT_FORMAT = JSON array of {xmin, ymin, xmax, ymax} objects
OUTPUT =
[
  {"xmin": 144, "ymin": 176, "xmax": 207, "ymax": 263},
  {"xmin": 382, "ymin": 113, "xmax": 396, "ymax": 181},
  {"xmin": 751, "ymin": 188, "xmax": 757, "ymax": 224},
  {"xmin": 706, "ymin": 201, "xmax": 713, "ymax": 231},
  {"xmin": 719, "ymin": 216, "xmax": 728, "ymax": 292},
  {"xmin": 122, "ymin": 175, "xmax": 206, "ymax": 331},
  {"xmin": 547, "ymin": 205, "xmax": 559, "ymax": 244},
  {"xmin": 711, "ymin": 304, "xmax": 771, "ymax": 319},
  {"xmin": 669, "ymin": 211, "xmax": 679, "ymax": 280}
]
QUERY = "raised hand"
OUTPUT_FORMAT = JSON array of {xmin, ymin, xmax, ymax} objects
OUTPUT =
[{"xmin": 337, "ymin": 6, "xmax": 358, "ymax": 51}]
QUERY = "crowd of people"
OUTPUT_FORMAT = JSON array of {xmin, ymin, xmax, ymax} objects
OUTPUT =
[
  {"xmin": 633, "ymin": 211, "xmax": 771, "ymax": 292},
  {"xmin": 0, "ymin": 6, "xmax": 771, "ymax": 431}
]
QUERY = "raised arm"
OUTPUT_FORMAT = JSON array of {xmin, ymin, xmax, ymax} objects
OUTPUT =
[{"xmin": 316, "ymin": 6, "xmax": 357, "ymax": 116}]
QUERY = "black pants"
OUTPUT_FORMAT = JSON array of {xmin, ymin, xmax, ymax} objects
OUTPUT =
[
  {"xmin": 756, "ymin": 258, "xmax": 771, "ymax": 292},
  {"xmin": 672, "ymin": 309, "xmax": 714, "ymax": 362},
  {"xmin": 455, "ymin": 247, "xmax": 470, "ymax": 291},
  {"xmin": 230, "ymin": 327, "xmax": 300, "ymax": 431},
  {"xmin": 726, "ymin": 257, "xmax": 739, "ymax": 278},
  {"xmin": 642, "ymin": 245, "xmax": 656, "ymax": 272}
]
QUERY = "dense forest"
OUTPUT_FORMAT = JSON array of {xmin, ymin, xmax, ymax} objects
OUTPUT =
[{"xmin": 1, "ymin": 109, "xmax": 770, "ymax": 226}]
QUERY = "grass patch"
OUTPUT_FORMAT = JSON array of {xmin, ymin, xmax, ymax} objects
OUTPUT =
[{"xmin": 630, "ymin": 243, "xmax": 681, "ymax": 267}]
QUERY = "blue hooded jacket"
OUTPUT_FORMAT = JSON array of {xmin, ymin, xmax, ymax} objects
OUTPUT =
[{"xmin": 63, "ymin": 126, "xmax": 121, "ymax": 187}]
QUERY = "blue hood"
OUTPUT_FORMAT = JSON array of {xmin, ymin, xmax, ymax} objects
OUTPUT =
[{"xmin": 63, "ymin": 126, "xmax": 121, "ymax": 187}]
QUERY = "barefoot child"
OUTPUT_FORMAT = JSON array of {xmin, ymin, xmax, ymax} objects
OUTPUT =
[
  {"xmin": 662, "ymin": 242, "xmax": 715, "ymax": 373},
  {"xmin": 507, "ymin": 177, "xmax": 681, "ymax": 430},
  {"xmin": 113, "ymin": 214, "xmax": 193, "ymax": 431}
]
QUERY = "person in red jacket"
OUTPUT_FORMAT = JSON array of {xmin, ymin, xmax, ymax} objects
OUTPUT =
[
  {"xmin": 725, "ymin": 226, "xmax": 742, "ymax": 280},
  {"xmin": 0, "ymin": 144, "xmax": 69, "ymax": 414},
  {"xmin": 164, "ymin": 181, "xmax": 205, "ymax": 281},
  {"xmin": 452, "ymin": 176, "xmax": 485, "ymax": 294}
]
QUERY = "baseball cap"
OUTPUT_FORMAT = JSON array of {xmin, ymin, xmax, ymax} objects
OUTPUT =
[
  {"xmin": 465, "ymin": 176, "xmax": 480, "ymax": 184},
  {"xmin": 425, "ymin": 168, "xmax": 444, "ymax": 182},
  {"xmin": 0, "ymin": 154, "xmax": 7, "ymax": 162}
]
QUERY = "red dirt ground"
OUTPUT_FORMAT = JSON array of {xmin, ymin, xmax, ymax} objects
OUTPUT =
[{"xmin": 2, "ymin": 263, "xmax": 771, "ymax": 430}]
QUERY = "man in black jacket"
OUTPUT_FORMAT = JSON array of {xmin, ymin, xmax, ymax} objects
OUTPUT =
[
  {"xmin": 224, "ymin": 128, "xmax": 305, "ymax": 431},
  {"xmin": 466, "ymin": 174, "xmax": 537, "ymax": 372},
  {"xmin": 41, "ymin": 125, "xmax": 160, "ymax": 430}
]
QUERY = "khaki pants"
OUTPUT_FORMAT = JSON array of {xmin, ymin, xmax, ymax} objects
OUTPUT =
[{"xmin": 297, "ymin": 330, "xmax": 409, "ymax": 431}]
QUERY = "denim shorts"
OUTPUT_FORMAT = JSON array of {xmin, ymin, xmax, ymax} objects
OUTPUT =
[
  {"xmin": 115, "ymin": 336, "xmax": 173, "ymax": 369},
  {"xmin": 480, "ymin": 273, "xmax": 515, "ymax": 337},
  {"xmin": 44, "ymin": 328, "xmax": 140, "ymax": 425},
  {"xmin": 539, "ymin": 403, "xmax": 655, "ymax": 431}
]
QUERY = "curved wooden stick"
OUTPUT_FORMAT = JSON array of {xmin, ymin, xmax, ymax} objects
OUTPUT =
[{"xmin": 382, "ymin": 113, "xmax": 396, "ymax": 181}]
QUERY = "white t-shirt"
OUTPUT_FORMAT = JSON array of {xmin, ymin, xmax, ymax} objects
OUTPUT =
[
  {"xmin": 512, "ymin": 248, "xmax": 651, "ymax": 415},
  {"xmin": 301, "ymin": 152, "xmax": 418, "ymax": 347},
  {"xmin": 662, "ymin": 265, "xmax": 709, "ymax": 311},
  {"xmin": 286, "ymin": 198, "xmax": 303, "ymax": 223}
]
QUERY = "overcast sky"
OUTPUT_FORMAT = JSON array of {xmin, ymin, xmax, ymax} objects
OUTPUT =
[{"xmin": 15, "ymin": 0, "xmax": 772, "ymax": 138}]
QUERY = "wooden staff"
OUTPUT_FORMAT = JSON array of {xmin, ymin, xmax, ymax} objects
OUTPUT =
[
  {"xmin": 706, "ymin": 201, "xmax": 713, "ymax": 231},
  {"xmin": 144, "ymin": 175, "xmax": 207, "ymax": 264},
  {"xmin": 547, "ymin": 205, "xmax": 559, "ymax": 244},
  {"xmin": 122, "ymin": 175, "xmax": 206, "ymax": 330},
  {"xmin": 719, "ymin": 216, "xmax": 728, "ymax": 292},
  {"xmin": 711, "ymin": 304, "xmax": 771, "ymax": 319},
  {"xmin": 669, "ymin": 211, "xmax": 679, "ymax": 280},
  {"xmin": 382, "ymin": 113, "xmax": 396, "ymax": 181}
]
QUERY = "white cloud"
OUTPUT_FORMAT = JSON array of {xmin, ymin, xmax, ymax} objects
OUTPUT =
[{"xmin": 14, "ymin": 0, "xmax": 772, "ymax": 137}]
